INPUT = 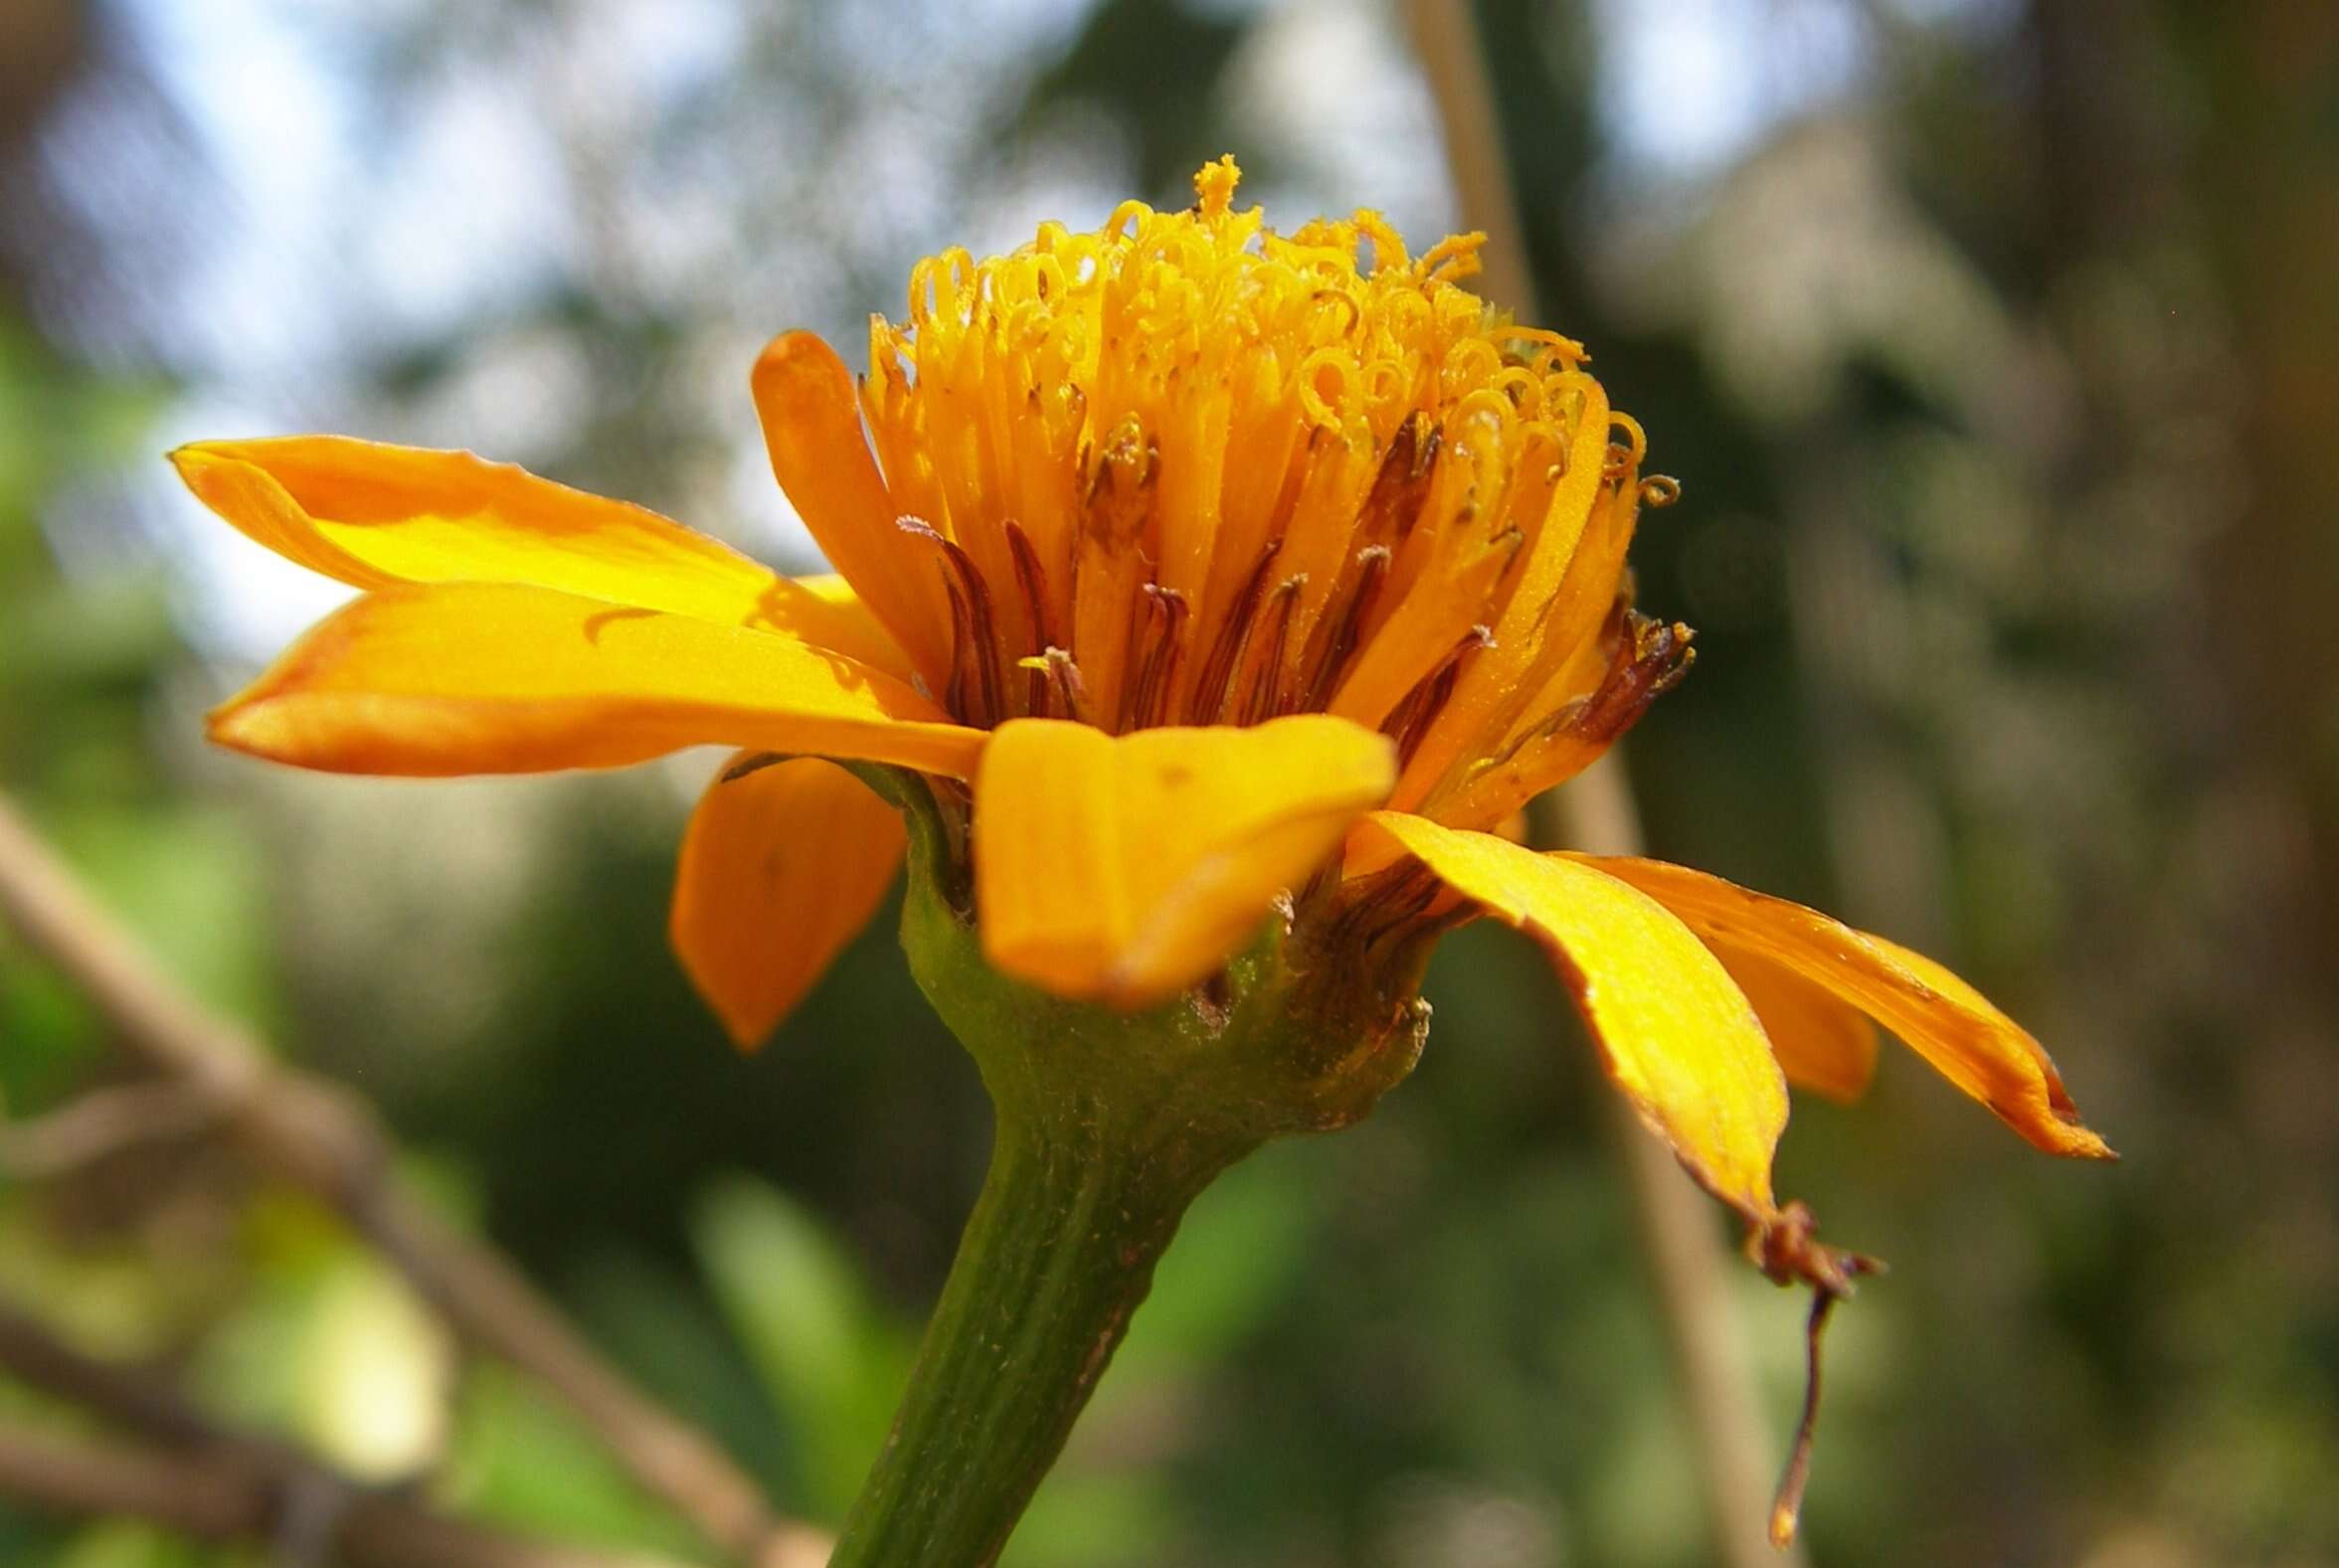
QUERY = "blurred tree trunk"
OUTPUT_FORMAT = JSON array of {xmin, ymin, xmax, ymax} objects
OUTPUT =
[
  {"xmin": 2179, "ymin": 2, "xmax": 2339, "ymax": 968},
  {"xmin": 2020, "ymin": 0, "xmax": 2339, "ymax": 1191}
]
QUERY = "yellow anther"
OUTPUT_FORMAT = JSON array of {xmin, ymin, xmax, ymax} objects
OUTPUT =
[{"xmin": 1610, "ymin": 411, "xmax": 1649, "ymax": 467}]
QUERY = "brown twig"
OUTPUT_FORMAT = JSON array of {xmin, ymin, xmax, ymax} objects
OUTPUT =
[
  {"xmin": 0, "ymin": 792, "xmax": 830, "ymax": 1568},
  {"xmin": 0, "ymin": 1423, "xmax": 697, "ymax": 1568},
  {"xmin": 0, "ymin": 1294, "xmax": 226, "ymax": 1449},
  {"xmin": 0, "ymin": 1427, "xmax": 262, "ymax": 1543},
  {"xmin": 0, "ymin": 1292, "xmax": 688, "ymax": 1568},
  {"xmin": 0, "ymin": 1080, "xmax": 220, "ymax": 1178},
  {"xmin": 1404, "ymin": 9, "xmax": 1804, "ymax": 1566}
]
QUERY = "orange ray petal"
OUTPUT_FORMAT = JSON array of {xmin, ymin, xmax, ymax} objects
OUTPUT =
[
  {"xmin": 1713, "ymin": 946, "xmax": 1879, "ymax": 1106},
  {"xmin": 671, "ymin": 755, "xmax": 905, "ymax": 1050},
  {"xmin": 1433, "ymin": 612, "xmax": 1696, "ymax": 832},
  {"xmin": 1326, "ymin": 527, "xmax": 1520, "ymax": 733},
  {"xmin": 975, "ymin": 716, "xmax": 1396, "ymax": 1011},
  {"xmin": 209, "ymin": 582, "xmax": 985, "ymax": 780},
  {"xmin": 1394, "ymin": 375, "xmax": 1612, "ymax": 804},
  {"xmin": 167, "ymin": 437, "xmax": 907, "ymax": 676},
  {"xmin": 752, "ymin": 332, "xmax": 955, "ymax": 685},
  {"xmin": 1570, "ymin": 856, "xmax": 2113, "ymax": 1158},
  {"xmin": 1351, "ymin": 813, "xmax": 1787, "ymax": 1224}
]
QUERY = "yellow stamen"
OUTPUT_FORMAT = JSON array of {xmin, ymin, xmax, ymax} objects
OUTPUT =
[{"xmin": 841, "ymin": 156, "xmax": 1671, "ymax": 828}]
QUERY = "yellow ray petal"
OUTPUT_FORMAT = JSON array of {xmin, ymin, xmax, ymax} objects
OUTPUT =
[
  {"xmin": 752, "ymin": 332, "xmax": 955, "ymax": 684},
  {"xmin": 671, "ymin": 755, "xmax": 905, "ymax": 1050},
  {"xmin": 1351, "ymin": 812, "xmax": 1787, "ymax": 1223},
  {"xmin": 1714, "ymin": 946, "xmax": 1879, "ymax": 1106},
  {"xmin": 167, "ymin": 437, "xmax": 908, "ymax": 676},
  {"xmin": 975, "ymin": 717, "xmax": 1397, "ymax": 1010},
  {"xmin": 209, "ymin": 582, "xmax": 986, "ymax": 780},
  {"xmin": 1571, "ymin": 856, "xmax": 2113, "ymax": 1159}
]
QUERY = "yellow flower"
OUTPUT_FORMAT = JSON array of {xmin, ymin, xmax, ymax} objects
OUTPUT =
[{"xmin": 171, "ymin": 157, "xmax": 2109, "ymax": 1298}]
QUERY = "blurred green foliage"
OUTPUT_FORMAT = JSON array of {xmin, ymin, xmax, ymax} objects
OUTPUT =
[{"xmin": 3, "ymin": 2, "xmax": 2337, "ymax": 1566}]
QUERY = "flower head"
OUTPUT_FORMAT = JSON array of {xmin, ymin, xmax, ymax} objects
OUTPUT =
[
  {"xmin": 172, "ymin": 157, "xmax": 2109, "ymax": 1535},
  {"xmin": 767, "ymin": 151, "xmax": 1669, "ymax": 812}
]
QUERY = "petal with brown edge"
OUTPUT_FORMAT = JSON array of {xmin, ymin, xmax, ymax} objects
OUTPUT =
[
  {"xmin": 168, "ymin": 436, "xmax": 909, "ymax": 676},
  {"xmin": 671, "ymin": 755, "xmax": 905, "ymax": 1050},
  {"xmin": 210, "ymin": 582, "xmax": 986, "ymax": 780},
  {"xmin": 1570, "ymin": 855, "xmax": 2113, "ymax": 1159},
  {"xmin": 975, "ymin": 716, "xmax": 1396, "ymax": 1011},
  {"xmin": 1352, "ymin": 811, "xmax": 1788, "ymax": 1226}
]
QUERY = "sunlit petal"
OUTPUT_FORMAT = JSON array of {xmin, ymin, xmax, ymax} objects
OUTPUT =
[
  {"xmin": 1353, "ymin": 812, "xmax": 1787, "ymax": 1223},
  {"xmin": 976, "ymin": 716, "xmax": 1396, "ymax": 1010},
  {"xmin": 168, "ymin": 436, "xmax": 907, "ymax": 675},
  {"xmin": 1572, "ymin": 856, "xmax": 2113, "ymax": 1158},
  {"xmin": 210, "ymin": 581, "xmax": 985, "ymax": 780}
]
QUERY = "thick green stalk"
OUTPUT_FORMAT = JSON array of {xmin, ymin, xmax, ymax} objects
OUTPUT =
[
  {"xmin": 824, "ymin": 1078, "xmax": 1250, "ymax": 1565},
  {"xmin": 827, "ymin": 796, "xmax": 1430, "ymax": 1566}
]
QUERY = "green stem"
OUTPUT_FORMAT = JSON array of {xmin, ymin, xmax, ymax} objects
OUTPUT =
[
  {"xmin": 826, "ymin": 788, "xmax": 1432, "ymax": 1566},
  {"xmin": 826, "ymin": 1089, "xmax": 1249, "ymax": 1567}
]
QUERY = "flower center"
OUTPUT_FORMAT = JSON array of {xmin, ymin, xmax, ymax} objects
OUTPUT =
[{"xmin": 856, "ymin": 157, "xmax": 1688, "ymax": 827}]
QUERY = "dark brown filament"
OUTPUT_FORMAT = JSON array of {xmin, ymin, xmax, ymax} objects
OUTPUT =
[
  {"xmin": 1186, "ymin": 538, "xmax": 1283, "ymax": 724},
  {"xmin": 1292, "ymin": 545, "xmax": 1391, "ymax": 715},
  {"xmin": 1386, "ymin": 625, "xmax": 1491, "ymax": 769},
  {"xmin": 1005, "ymin": 520, "xmax": 1060, "ymax": 717},
  {"xmin": 903, "ymin": 518, "xmax": 1006, "ymax": 727},
  {"xmin": 1235, "ymin": 578, "xmax": 1306, "ymax": 726},
  {"xmin": 1118, "ymin": 585, "xmax": 1188, "ymax": 733},
  {"xmin": 1353, "ymin": 411, "xmax": 1441, "ymax": 553}
]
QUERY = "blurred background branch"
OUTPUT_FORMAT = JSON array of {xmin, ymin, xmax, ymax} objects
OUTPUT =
[
  {"xmin": 0, "ymin": 794, "xmax": 827, "ymax": 1568},
  {"xmin": 0, "ymin": 1080, "xmax": 219, "ymax": 1182},
  {"xmin": 0, "ymin": 1294, "xmax": 694, "ymax": 1568}
]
